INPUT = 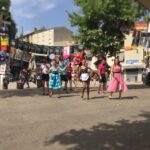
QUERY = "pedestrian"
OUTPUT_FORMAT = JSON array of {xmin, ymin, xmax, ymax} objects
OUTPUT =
[
  {"xmin": 22, "ymin": 68, "xmax": 30, "ymax": 88},
  {"xmin": 108, "ymin": 57, "xmax": 128, "ymax": 99},
  {"xmin": 79, "ymin": 60, "xmax": 92, "ymax": 100},
  {"xmin": 72, "ymin": 63, "xmax": 79, "ymax": 88},
  {"xmin": 98, "ymin": 57, "xmax": 107, "ymax": 94},
  {"xmin": 19, "ymin": 70, "xmax": 25, "ymax": 84},
  {"xmin": 49, "ymin": 60, "xmax": 63, "ymax": 98},
  {"xmin": 59, "ymin": 59, "xmax": 68, "ymax": 93},
  {"xmin": 67, "ymin": 62, "xmax": 73, "ymax": 91},
  {"xmin": 40, "ymin": 58, "xmax": 50, "ymax": 95}
]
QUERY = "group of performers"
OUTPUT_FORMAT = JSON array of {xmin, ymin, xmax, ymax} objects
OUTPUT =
[{"xmin": 40, "ymin": 50, "xmax": 128, "ymax": 99}]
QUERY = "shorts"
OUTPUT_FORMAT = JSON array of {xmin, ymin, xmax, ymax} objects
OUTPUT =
[
  {"xmin": 99, "ymin": 74, "xmax": 107, "ymax": 84},
  {"xmin": 42, "ymin": 74, "xmax": 49, "ymax": 81},
  {"xmin": 61, "ymin": 75, "xmax": 68, "ymax": 82}
]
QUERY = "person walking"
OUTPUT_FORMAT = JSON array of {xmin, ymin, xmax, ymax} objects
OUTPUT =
[
  {"xmin": 49, "ymin": 60, "xmax": 63, "ymax": 98},
  {"xmin": 22, "ymin": 69, "xmax": 30, "ymax": 88},
  {"xmin": 40, "ymin": 58, "xmax": 50, "ymax": 95},
  {"xmin": 108, "ymin": 58, "xmax": 127, "ymax": 99},
  {"xmin": 80, "ymin": 60, "xmax": 92, "ymax": 100}
]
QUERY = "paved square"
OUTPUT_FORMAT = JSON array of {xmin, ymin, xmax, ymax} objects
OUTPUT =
[{"xmin": 0, "ymin": 86, "xmax": 150, "ymax": 150}]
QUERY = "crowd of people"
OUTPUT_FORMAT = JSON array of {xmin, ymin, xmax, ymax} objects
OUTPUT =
[{"xmin": 37, "ymin": 51, "xmax": 128, "ymax": 100}]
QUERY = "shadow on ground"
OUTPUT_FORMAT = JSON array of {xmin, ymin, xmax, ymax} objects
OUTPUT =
[
  {"xmin": 0, "ymin": 88, "xmax": 39, "ymax": 98},
  {"xmin": 127, "ymin": 84, "xmax": 150, "ymax": 89},
  {"xmin": 44, "ymin": 111, "xmax": 150, "ymax": 150}
]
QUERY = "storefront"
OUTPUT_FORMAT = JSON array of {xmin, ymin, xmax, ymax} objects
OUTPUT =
[{"xmin": 123, "ymin": 63, "xmax": 144, "ymax": 83}]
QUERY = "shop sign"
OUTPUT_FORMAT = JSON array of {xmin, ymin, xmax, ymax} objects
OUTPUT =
[
  {"xmin": 126, "ymin": 60, "xmax": 139, "ymax": 64},
  {"xmin": 134, "ymin": 22, "xmax": 148, "ymax": 31}
]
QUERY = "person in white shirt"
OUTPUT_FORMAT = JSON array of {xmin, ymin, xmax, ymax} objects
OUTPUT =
[{"xmin": 40, "ymin": 58, "xmax": 50, "ymax": 95}]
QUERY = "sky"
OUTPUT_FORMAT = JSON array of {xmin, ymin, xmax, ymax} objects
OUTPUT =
[{"xmin": 10, "ymin": 0, "xmax": 78, "ymax": 35}]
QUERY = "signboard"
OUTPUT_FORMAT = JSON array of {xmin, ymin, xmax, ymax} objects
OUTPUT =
[
  {"xmin": 134, "ymin": 22, "xmax": 148, "ymax": 31},
  {"xmin": 126, "ymin": 60, "xmax": 139, "ymax": 64}
]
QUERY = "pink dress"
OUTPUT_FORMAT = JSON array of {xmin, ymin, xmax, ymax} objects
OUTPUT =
[{"xmin": 108, "ymin": 65, "xmax": 127, "ymax": 93}]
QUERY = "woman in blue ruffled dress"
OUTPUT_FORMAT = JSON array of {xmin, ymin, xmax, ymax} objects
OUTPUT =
[{"xmin": 49, "ymin": 60, "xmax": 65, "ymax": 98}]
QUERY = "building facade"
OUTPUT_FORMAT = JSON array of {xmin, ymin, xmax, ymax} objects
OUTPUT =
[
  {"xmin": 22, "ymin": 27, "xmax": 76, "ymax": 46},
  {"xmin": 107, "ymin": 22, "xmax": 150, "ymax": 83}
]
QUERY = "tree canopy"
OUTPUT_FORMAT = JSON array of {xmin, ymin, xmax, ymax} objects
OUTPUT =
[
  {"xmin": 69, "ymin": 0, "xmax": 146, "ymax": 56},
  {"xmin": 0, "ymin": 0, "xmax": 17, "ymax": 41}
]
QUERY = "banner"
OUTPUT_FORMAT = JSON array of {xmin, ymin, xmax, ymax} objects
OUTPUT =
[
  {"xmin": 0, "ymin": 37, "xmax": 9, "ymax": 51},
  {"xmin": 63, "ymin": 46, "xmax": 70, "ymax": 59},
  {"xmin": 1, "ymin": 37, "xmax": 8, "ymax": 45}
]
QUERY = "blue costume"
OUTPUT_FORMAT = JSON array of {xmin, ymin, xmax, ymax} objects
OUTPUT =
[{"xmin": 49, "ymin": 67, "xmax": 61, "ymax": 89}]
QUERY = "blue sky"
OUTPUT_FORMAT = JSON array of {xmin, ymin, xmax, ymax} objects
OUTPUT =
[{"xmin": 11, "ymin": 0, "xmax": 78, "ymax": 35}]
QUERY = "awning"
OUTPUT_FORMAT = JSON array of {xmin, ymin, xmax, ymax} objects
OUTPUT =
[{"xmin": 137, "ymin": 0, "xmax": 150, "ymax": 10}]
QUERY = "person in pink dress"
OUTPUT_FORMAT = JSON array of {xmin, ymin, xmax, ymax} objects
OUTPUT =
[{"xmin": 108, "ymin": 58, "xmax": 127, "ymax": 99}]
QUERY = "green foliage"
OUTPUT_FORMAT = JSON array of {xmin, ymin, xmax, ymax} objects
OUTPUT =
[
  {"xmin": 0, "ymin": 0, "xmax": 17, "ymax": 41},
  {"xmin": 69, "ymin": 0, "xmax": 146, "ymax": 56}
]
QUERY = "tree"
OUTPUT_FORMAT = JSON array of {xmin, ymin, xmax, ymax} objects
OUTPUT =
[
  {"xmin": 0, "ymin": 0, "xmax": 17, "ymax": 42},
  {"xmin": 69, "ymin": 0, "xmax": 146, "ymax": 56}
]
